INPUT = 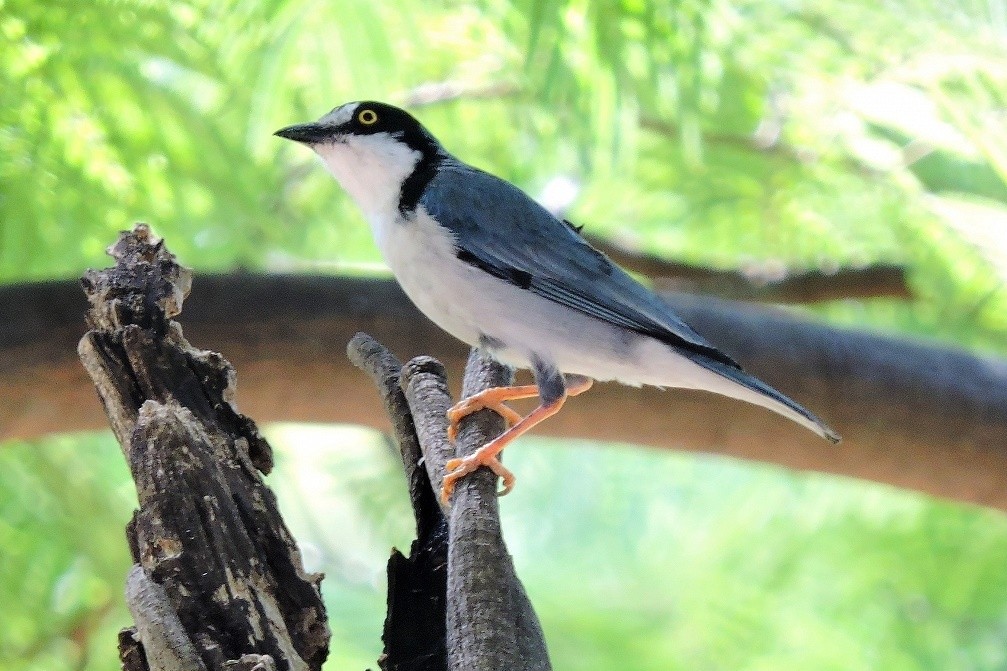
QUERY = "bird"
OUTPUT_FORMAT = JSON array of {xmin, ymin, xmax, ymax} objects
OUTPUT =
[{"xmin": 274, "ymin": 101, "xmax": 840, "ymax": 503}]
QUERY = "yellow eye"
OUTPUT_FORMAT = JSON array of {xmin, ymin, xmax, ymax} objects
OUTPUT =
[{"xmin": 358, "ymin": 109, "xmax": 378, "ymax": 125}]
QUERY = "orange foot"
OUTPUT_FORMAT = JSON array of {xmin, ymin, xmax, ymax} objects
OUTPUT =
[
  {"xmin": 441, "ymin": 447, "xmax": 517, "ymax": 503},
  {"xmin": 440, "ymin": 376, "xmax": 593, "ymax": 504},
  {"xmin": 446, "ymin": 384, "xmax": 539, "ymax": 442}
]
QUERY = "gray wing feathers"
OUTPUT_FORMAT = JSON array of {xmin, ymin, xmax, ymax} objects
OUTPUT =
[{"xmin": 419, "ymin": 164, "xmax": 741, "ymax": 368}]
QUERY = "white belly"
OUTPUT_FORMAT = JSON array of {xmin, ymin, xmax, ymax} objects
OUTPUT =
[
  {"xmin": 368, "ymin": 208, "xmax": 487, "ymax": 349},
  {"xmin": 365, "ymin": 207, "xmax": 666, "ymax": 383}
]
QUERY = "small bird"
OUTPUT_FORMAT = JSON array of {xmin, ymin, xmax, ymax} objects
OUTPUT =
[{"xmin": 275, "ymin": 101, "xmax": 840, "ymax": 503}]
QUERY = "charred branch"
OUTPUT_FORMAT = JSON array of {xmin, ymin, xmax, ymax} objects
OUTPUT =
[{"xmin": 77, "ymin": 226, "xmax": 329, "ymax": 671}]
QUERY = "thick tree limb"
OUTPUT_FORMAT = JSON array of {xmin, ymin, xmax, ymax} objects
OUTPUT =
[
  {"xmin": 77, "ymin": 227, "xmax": 329, "ymax": 671},
  {"xmin": 439, "ymin": 350, "xmax": 549, "ymax": 671},
  {"xmin": 586, "ymin": 234, "xmax": 913, "ymax": 303},
  {"xmin": 4, "ymin": 273, "xmax": 1006, "ymax": 509}
]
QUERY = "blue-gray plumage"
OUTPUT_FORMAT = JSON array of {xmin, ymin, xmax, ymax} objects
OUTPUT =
[
  {"xmin": 421, "ymin": 164, "xmax": 739, "ymax": 367},
  {"xmin": 275, "ymin": 101, "xmax": 840, "ymax": 502}
]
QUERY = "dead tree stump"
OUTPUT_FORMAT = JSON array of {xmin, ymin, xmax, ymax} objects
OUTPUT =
[{"xmin": 78, "ymin": 225, "xmax": 329, "ymax": 671}]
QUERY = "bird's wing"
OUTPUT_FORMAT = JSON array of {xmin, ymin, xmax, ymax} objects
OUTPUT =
[{"xmin": 420, "ymin": 164, "xmax": 741, "ymax": 368}]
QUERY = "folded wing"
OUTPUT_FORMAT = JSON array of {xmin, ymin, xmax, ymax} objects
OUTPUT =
[{"xmin": 420, "ymin": 163, "xmax": 741, "ymax": 369}]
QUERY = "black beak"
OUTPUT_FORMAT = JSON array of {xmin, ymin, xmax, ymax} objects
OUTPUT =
[{"xmin": 273, "ymin": 122, "xmax": 332, "ymax": 144}]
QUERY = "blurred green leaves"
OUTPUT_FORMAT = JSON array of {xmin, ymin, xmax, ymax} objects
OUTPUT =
[
  {"xmin": 0, "ymin": 434, "xmax": 134, "ymax": 671},
  {"xmin": 3, "ymin": 0, "xmax": 1006, "ymax": 349},
  {"xmin": 4, "ymin": 1, "xmax": 1007, "ymax": 669}
]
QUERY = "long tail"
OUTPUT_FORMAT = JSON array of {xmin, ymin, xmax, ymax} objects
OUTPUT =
[{"xmin": 687, "ymin": 354, "xmax": 841, "ymax": 443}]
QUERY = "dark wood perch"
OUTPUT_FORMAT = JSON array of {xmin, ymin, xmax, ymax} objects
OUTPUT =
[
  {"xmin": 79, "ymin": 225, "xmax": 551, "ymax": 671},
  {"xmin": 349, "ymin": 334, "xmax": 551, "ymax": 671},
  {"xmin": 78, "ymin": 225, "xmax": 330, "ymax": 671}
]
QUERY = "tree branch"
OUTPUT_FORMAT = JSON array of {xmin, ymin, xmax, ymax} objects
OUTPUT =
[
  {"xmin": 584, "ymin": 235, "xmax": 913, "ymax": 303},
  {"xmin": 350, "ymin": 333, "xmax": 550, "ymax": 670},
  {"xmin": 77, "ymin": 226, "xmax": 329, "ymax": 671},
  {"xmin": 441, "ymin": 349, "xmax": 549, "ymax": 671},
  {"xmin": 346, "ymin": 335, "xmax": 448, "ymax": 671},
  {"xmin": 5, "ymin": 273, "xmax": 1006, "ymax": 509}
]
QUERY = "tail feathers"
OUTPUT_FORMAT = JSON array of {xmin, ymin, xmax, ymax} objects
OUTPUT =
[{"xmin": 690, "ymin": 355, "xmax": 841, "ymax": 444}]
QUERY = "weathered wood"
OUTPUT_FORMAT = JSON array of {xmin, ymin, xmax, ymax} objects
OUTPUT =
[
  {"xmin": 351, "ymin": 334, "xmax": 550, "ymax": 670},
  {"xmin": 78, "ymin": 225, "xmax": 329, "ymax": 671},
  {"xmin": 347, "ymin": 335, "xmax": 448, "ymax": 671},
  {"xmin": 442, "ymin": 350, "xmax": 550, "ymax": 671},
  {"xmin": 124, "ymin": 564, "xmax": 207, "ymax": 671}
]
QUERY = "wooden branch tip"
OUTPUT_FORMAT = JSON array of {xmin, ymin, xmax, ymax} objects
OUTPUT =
[
  {"xmin": 354, "ymin": 337, "xmax": 551, "ymax": 669},
  {"xmin": 347, "ymin": 333, "xmax": 444, "ymax": 537},
  {"xmin": 81, "ymin": 224, "xmax": 193, "ymax": 331},
  {"xmin": 351, "ymin": 340, "xmax": 454, "ymax": 671},
  {"xmin": 78, "ymin": 227, "xmax": 329, "ymax": 671},
  {"xmin": 400, "ymin": 354, "xmax": 456, "ymax": 514}
]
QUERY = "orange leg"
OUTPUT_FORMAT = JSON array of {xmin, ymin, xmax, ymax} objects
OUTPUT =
[
  {"xmin": 441, "ymin": 376, "xmax": 593, "ymax": 504},
  {"xmin": 446, "ymin": 384, "xmax": 539, "ymax": 442}
]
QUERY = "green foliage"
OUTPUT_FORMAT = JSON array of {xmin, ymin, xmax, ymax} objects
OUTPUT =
[
  {"xmin": 4, "ymin": 428, "xmax": 1006, "ymax": 670},
  {"xmin": 3, "ymin": 0, "xmax": 1006, "ymax": 347},
  {"xmin": 4, "ymin": 1, "xmax": 1007, "ymax": 669},
  {"xmin": 0, "ymin": 434, "xmax": 134, "ymax": 671}
]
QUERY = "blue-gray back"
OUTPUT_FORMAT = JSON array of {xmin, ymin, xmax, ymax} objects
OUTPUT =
[{"xmin": 419, "ymin": 162, "xmax": 740, "ymax": 368}]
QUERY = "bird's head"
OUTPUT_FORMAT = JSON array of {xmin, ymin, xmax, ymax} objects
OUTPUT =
[{"xmin": 275, "ymin": 101, "xmax": 443, "ymax": 215}]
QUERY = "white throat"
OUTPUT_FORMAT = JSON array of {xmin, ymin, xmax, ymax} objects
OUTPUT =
[{"xmin": 313, "ymin": 133, "xmax": 420, "ymax": 218}]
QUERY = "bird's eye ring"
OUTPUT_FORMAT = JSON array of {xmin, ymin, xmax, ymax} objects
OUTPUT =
[{"xmin": 358, "ymin": 109, "xmax": 378, "ymax": 125}]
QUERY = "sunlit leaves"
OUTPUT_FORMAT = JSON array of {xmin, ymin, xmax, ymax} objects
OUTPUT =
[
  {"xmin": 4, "ymin": 0, "xmax": 1006, "ymax": 351},
  {"xmin": 0, "ymin": 433, "xmax": 134, "ymax": 671},
  {"xmin": 4, "ymin": 3, "xmax": 1007, "ymax": 671}
]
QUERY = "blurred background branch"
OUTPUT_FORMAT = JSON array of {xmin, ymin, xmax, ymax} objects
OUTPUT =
[
  {"xmin": 586, "ymin": 234, "xmax": 914, "ymax": 302},
  {"xmin": 3, "ymin": 0, "xmax": 1007, "ymax": 669},
  {"xmin": 4, "ymin": 273, "xmax": 1005, "ymax": 507}
]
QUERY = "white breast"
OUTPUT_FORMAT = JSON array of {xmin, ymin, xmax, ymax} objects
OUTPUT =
[
  {"xmin": 368, "ymin": 207, "xmax": 487, "ymax": 349},
  {"xmin": 313, "ymin": 133, "xmax": 420, "ymax": 219},
  {"xmin": 366, "ymin": 206, "xmax": 637, "ymax": 379}
]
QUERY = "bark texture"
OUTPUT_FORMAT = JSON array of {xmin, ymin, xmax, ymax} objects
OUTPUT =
[
  {"xmin": 5, "ymin": 272, "xmax": 1007, "ymax": 509},
  {"xmin": 438, "ymin": 350, "xmax": 549, "ymax": 671},
  {"xmin": 347, "ymin": 337, "xmax": 448, "ymax": 671},
  {"xmin": 77, "ymin": 226, "xmax": 329, "ymax": 671},
  {"xmin": 349, "ymin": 334, "xmax": 550, "ymax": 671}
]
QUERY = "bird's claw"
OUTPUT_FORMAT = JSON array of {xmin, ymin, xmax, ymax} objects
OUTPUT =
[
  {"xmin": 440, "ymin": 450, "xmax": 516, "ymax": 504},
  {"xmin": 447, "ymin": 397, "xmax": 522, "ymax": 442},
  {"xmin": 441, "ymin": 384, "xmax": 547, "ymax": 503}
]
